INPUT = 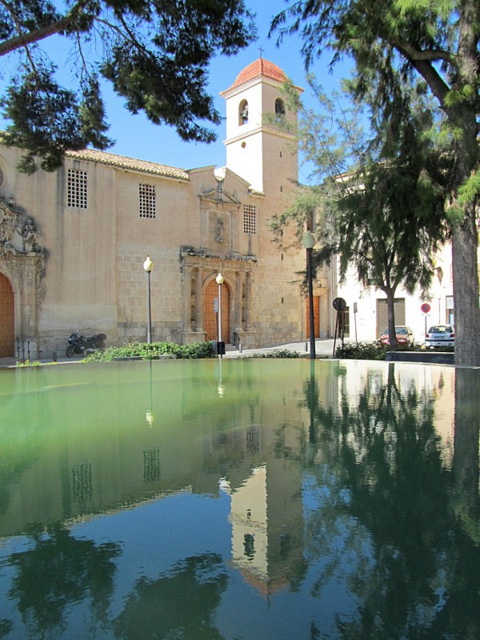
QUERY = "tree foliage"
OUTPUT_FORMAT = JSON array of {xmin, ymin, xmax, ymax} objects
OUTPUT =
[
  {"xmin": 0, "ymin": 0, "xmax": 255, "ymax": 172},
  {"xmin": 272, "ymin": 73, "xmax": 448, "ymax": 346},
  {"xmin": 272, "ymin": 0, "xmax": 480, "ymax": 365}
]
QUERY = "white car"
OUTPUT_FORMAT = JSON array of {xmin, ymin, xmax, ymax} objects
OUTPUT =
[{"xmin": 425, "ymin": 325, "xmax": 455, "ymax": 349}]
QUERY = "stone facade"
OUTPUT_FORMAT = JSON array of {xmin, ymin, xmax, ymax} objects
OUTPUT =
[{"xmin": 0, "ymin": 58, "xmax": 327, "ymax": 359}]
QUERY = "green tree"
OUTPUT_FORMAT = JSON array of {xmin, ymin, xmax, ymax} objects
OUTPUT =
[
  {"xmin": 273, "ymin": 0, "xmax": 480, "ymax": 365},
  {"xmin": 336, "ymin": 168, "xmax": 445, "ymax": 347},
  {"xmin": 0, "ymin": 0, "xmax": 255, "ymax": 173},
  {"xmin": 272, "ymin": 77, "xmax": 447, "ymax": 347}
]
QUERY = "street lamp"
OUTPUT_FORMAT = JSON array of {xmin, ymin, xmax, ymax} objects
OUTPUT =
[
  {"xmin": 303, "ymin": 231, "xmax": 316, "ymax": 360},
  {"xmin": 216, "ymin": 273, "xmax": 225, "ymax": 357},
  {"xmin": 143, "ymin": 255, "xmax": 153, "ymax": 343}
]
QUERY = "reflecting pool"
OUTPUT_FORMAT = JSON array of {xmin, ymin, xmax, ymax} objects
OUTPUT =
[{"xmin": 1, "ymin": 358, "xmax": 480, "ymax": 639}]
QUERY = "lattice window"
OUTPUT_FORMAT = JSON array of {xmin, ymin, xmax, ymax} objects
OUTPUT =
[
  {"xmin": 243, "ymin": 204, "xmax": 257, "ymax": 235},
  {"xmin": 71, "ymin": 463, "xmax": 93, "ymax": 501},
  {"xmin": 139, "ymin": 183, "xmax": 156, "ymax": 219},
  {"xmin": 143, "ymin": 447, "xmax": 161, "ymax": 483},
  {"xmin": 246, "ymin": 426, "xmax": 260, "ymax": 454},
  {"xmin": 67, "ymin": 169, "xmax": 88, "ymax": 208}
]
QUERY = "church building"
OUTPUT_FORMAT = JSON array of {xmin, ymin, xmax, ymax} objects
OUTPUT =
[{"xmin": 0, "ymin": 58, "xmax": 332, "ymax": 359}]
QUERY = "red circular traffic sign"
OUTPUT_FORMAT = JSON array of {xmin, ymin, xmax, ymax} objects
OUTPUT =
[{"xmin": 421, "ymin": 303, "xmax": 431, "ymax": 314}]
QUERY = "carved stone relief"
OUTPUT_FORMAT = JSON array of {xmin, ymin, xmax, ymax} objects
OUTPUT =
[
  {"xmin": 0, "ymin": 198, "xmax": 45, "ymax": 345},
  {"xmin": 199, "ymin": 184, "xmax": 240, "ymax": 255},
  {"xmin": 214, "ymin": 218, "xmax": 225, "ymax": 244},
  {"xmin": 208, "ymin": 211, "xmax": 230, "ymax": 253},
  {"xmin": 0, "ymin": 200, "xmax": 41, "ymax": 256}
]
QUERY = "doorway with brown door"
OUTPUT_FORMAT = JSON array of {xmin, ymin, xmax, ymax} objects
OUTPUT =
[
  {"xmin": 0, "ymin": 272, "xmax": 14, "ymax": 357},
  {"xmin": 204, "ymin": 278, "xmax": 231, "ymax": 343}
]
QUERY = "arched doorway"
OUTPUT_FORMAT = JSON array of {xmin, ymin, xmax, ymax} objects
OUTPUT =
[
  {"xmin": 204, "ymin": 279, "xmax": 231, "ymax": 342},
  {"xmin": 0, "ymin": 273, "xmax": 14, "ymax": 357}
]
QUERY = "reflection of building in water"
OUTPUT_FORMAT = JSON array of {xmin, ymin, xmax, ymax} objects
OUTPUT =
[
  {"xmin": 225, "ymin": 466, "xmax": 268, "ymax": 585},
  {"xmin": 221, "ymin": 448, "xmax": 305, "ymax": 596},
  {"xmin": 336, "ymin": 361, "xmax": 455, "ymax": 466}
]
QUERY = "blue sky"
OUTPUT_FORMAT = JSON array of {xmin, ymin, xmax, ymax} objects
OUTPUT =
[
  {"xmin": 1, "ymin": 2, "xmax": 352, "ymax": 183},
  {"xmin": 99, "ymin": 1, "xmax": 350, "ymax": 183}
]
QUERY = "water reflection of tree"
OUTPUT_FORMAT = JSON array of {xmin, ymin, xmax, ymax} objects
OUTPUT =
[
  {"xmin": 113, "ymin": 553, "xmax": 227, "ymax": 639},
  {"xmin": 8, "ymin": 523, "xmax": 120, "ymax": 638},
  {"xmin": 303, "ymin": 364, "xmax": 480, "ymax": 639}
]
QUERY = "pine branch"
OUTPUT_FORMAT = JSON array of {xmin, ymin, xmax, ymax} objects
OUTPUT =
[
  {"xmin": 390, "ymin": 38, "xmax": 452, "ymax": 105},
  {"xmin": 0, "ymin": 15, "xmax": 71, "ymax": 56}
]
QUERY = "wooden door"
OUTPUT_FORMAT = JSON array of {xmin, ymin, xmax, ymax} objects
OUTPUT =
[
  {"xmin": 0, "ymin": 273, "xmax": 14, "ymax": 357},
  {"xmin": 204, "ymin": 279, "xmax": 230, "ymax": 342}
]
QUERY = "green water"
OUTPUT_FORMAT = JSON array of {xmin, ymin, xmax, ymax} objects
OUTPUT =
[{"xmin": 0, "ymin": 358, "xmax": 479, "ymax": 639}]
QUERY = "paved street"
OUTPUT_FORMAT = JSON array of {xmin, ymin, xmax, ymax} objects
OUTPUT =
[{"xmin": 223, "ymin": 339, "xmax": 338, "ymax": 358}]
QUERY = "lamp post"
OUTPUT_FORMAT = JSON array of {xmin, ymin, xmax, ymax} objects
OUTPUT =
[
  {"xmin": 303, "ymin": 231, "xmax": 316, "ymax": 360},
  {"xmin": 216, "ymin": 273, "xmax": 224, "ymax": 357},
  {"xmin": 143, "ymin": 255, "xmax": 153, "ymax": 343}
]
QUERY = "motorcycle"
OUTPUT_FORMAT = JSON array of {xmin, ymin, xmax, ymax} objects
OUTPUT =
[{"xmin": 66, "ymin": 331, "xmax": 107, "ymax": 357}]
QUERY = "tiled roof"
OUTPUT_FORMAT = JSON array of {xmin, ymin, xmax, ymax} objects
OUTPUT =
[
  {"xmin": 224, "ymin": 58, "xmax": 287, "ymax": 92},
  {"xmin": 66, "ymin": 148, "xmax": 189, "ymax": 181}
]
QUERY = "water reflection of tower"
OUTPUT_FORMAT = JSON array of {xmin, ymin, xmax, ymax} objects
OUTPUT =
[{"xmin": 221, "ymin": 426, "xmax": 305, "ymax": 596}]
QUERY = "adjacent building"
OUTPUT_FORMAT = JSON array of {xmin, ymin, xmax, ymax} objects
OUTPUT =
[{"xmin": 335, "ymin": 242, "xmax": 454, "ymax": 345}]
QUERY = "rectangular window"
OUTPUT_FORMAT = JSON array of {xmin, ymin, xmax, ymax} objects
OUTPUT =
[
  {"xmin": 139, "ymin": 183, "xmax": 156, "ymax": 219},
  {"xmin": 67, "ymin": 169, "xmax": 88, "ymax": 209},
  {"xmin": 243, "ymin": 204, "xmax": 256, "ymax": 234}
]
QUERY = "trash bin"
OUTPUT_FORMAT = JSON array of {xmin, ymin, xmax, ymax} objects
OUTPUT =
[{"xmin": 212, "ymin": 340, "xmax": 226, "ymax": 355}]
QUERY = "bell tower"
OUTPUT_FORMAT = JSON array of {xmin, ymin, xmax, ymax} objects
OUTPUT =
[{"xmin": 220, "ymin": 58, "xmax": 300, "ymax": 194}]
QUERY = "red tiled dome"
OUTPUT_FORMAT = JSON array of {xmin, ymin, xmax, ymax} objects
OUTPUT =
[{"xmin": 226, "ymin": 58, "xmax": 287, "ymax": 91}]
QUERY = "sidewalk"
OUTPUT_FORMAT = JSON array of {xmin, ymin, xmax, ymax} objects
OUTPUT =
[{"xmin": 223, "ymin": 339, "xmax": 337, "ymax": 358}]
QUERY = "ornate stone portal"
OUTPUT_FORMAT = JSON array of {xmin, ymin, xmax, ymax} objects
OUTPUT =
[
  {"xmin": 0, "ymin": 199, "xmax": 45, "ymax": 357},
  {"xmin": 181, "ymin": 251, "xmax": 256, "ymax": 348},
  {"xmin": 179, "ymin": 181, "xmax": 258, "ymax": 348}
]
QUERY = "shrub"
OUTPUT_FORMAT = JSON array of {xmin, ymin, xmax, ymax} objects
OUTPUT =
[
  {"xmin": 335, "ymin": 341, "xmax": 429, "ymax": 360},
  {"xmin": 85, "ymin": 341, "xmax": 215, "ymax": 362},
  {"xmin": 245, "ymin": 349, "xmax": 302, "ymax": 359},
  {"xmin": 335, "ymin": 342, "xmax": 389, "ymax": 360},
  {"xmin": 16, "ymin": 359, "xmax": 48, "ymax": 367}
]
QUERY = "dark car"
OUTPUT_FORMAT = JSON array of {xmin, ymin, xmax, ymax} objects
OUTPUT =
[
  {"xmin": 379, "ymin": 326, "xmax": 414, "ymax": 346},
  {"xmin": 425, "ymin": 325, "xmax": 455, "ymax": 349}
]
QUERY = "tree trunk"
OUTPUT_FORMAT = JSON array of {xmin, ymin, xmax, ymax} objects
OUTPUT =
[
  {"xmin": 451, "ymin": 209, "xmax": 480, "ymax": 366},
  {"xmin": 450, "ymin": 0, "xmax": 480, "ymax": 366},
  {"xmin": 386, "ymin": 288, "xmax": 398, "ymax": 348}
]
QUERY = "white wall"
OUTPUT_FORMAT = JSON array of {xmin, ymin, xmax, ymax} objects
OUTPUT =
[{"xmin": 336, "ymin": 244, "xmax": 455, "ymax": 344}]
